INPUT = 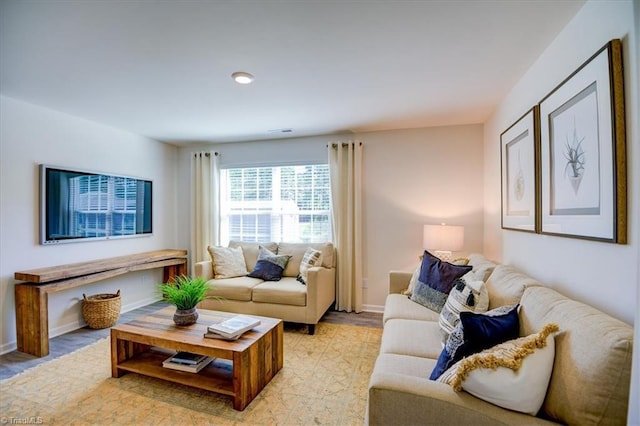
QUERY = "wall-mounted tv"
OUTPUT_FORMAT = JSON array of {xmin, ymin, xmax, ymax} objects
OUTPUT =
[{"xmin": 40, "ymin": 165, "xmax": 153, "ymax": 245}]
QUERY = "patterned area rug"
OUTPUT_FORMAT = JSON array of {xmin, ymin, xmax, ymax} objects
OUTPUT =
[{"xmin": 1, "ymin": 322, "xmax": 381, "ymax": 425}]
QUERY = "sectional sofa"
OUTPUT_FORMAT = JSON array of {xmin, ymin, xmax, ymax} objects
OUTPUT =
[
  {"xmin": 195, "ymin": 241, "xmax": 335, "ymax": 334},
  {"xmin": 367, "ymin": 254, "xmax": 633, "ymax": 425}
]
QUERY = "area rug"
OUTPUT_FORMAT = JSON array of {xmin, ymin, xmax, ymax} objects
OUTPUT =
[{"xmin": 0, "ymin": 322, "xmax": 381, "ymax": 425}]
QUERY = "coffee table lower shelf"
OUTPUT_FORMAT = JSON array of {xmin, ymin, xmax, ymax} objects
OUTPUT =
[{"xmin": 115, "ymin": 350, "xmax": 235, "ymax": 396}]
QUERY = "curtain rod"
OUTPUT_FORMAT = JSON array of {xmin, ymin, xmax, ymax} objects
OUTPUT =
[
  {"xmin": 193, "ymin": 152, "xmax": 219, "ymax": 158},
  {"xmin": 327, "ymin": 142, "xmax": 363, "ymax": 148}
]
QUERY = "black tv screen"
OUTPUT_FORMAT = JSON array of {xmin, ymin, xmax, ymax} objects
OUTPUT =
[{"xmin": 40, "ymin": 165, "xmax": 153, "ymax": 245}]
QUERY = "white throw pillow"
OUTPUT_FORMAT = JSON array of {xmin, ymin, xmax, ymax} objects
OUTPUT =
[
  {"xmin": 438, "ymin": 272, "xmax": 489, "ymax": 341},
  {"xmin": 438, "ymin": 323, "xmax": 558, "ymax": 416},
  {"xmin": 296, "ymin": 247, "xmax": 323, "ymax": 285},
  {"xmin": 207, "ymin": 246, "xmax": 247, "ymax": 279}
]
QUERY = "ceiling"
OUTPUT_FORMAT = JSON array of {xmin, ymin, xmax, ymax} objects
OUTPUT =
[{"xmin": 0, "ymin": 1, "xmax": 584, "ymax": 145}]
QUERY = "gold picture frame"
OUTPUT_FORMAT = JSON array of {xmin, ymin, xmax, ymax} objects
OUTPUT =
[
  {"xmin": 500, "ymin": 106, "xmax": 540, "ymax": 233},
  {"xmin": 539, "ymin": 39, "xmax": 626, "ymax": 243}
]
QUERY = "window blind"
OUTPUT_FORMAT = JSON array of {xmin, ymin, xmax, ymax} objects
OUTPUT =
[{"xmin": 220, "ymin": 164, "xmax": 331, "ymax": 244}]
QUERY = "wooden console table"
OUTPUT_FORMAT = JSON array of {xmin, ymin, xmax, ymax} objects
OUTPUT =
[{"xmin": 14, "ymin": 249, "xmax": 187, "ymax": 357}]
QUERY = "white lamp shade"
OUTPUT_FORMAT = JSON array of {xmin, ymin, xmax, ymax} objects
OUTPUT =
[{"xmin": 423, "ymin": 224, "xmax": 464, "ymax": 252}]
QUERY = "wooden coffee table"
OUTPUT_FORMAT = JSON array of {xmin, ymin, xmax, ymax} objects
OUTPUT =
[{"xmin": 110, "ymin": 307, "xmax": 283, "ymax": 410}]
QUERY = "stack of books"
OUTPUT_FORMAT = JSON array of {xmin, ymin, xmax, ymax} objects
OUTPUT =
[
  {"xmin": 204, "ymin": 315, "xmax": 261, "ymax": 340},
  {"xmin": 162, "ymin": 351, "xmax": 213, "ymax": 373}
]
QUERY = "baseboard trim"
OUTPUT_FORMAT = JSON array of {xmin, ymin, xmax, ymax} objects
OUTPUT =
[
  {"xmin": 0, "ymin": 342, "xmax": 16, "ymax": 355},
  {"xmin": 362, "ymin": 304, "xmax": 384, "ymax": 313}
]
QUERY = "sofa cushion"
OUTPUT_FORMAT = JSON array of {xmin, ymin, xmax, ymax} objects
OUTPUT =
[
  {"xmin": 383, "ymin": 294, "xmax": 441, "ymax": 324},
  {"xmin": 205, "ymin": 276, "xmax": 264, "ymax": 302},
  {"xmin": 410, "ymin": 251, "xmax": 472, "ymax": 313},
  {"xmin": 296, "ymin": 247, "xmax": 323, "ymax": 284},
  {"xmin": 438, "ymin": 272, "xmax": 489, "ymax": 341},
  {"xmin": 372, "ymin": 352, "xmax": 438, "ymax": 379},
  {"xmin": 380, "ymin": 319, "xmax": 444, "ymax": 359},
  {"xmin": 467, "ymin": 253, "xmax": 497, "ymax": 282},
  {"xmin": 252, "ymin": 277, "xmax": 307, "ymax": 306},
  {"xmin": 247, "ymin": 246, "xmax": 291, "ymax": 281},
  {"xmin": 485, "ymin": 264, "xmax": 541, "ymax": 310},
  {"xmin": 229, "ymin": 241, "xmax": 278, "ymax": 272},
  {"xmin": 207, "ymin": 245, "xmax": 247, "ymax": 278},
  {"xmin": 519, "ymin": 286, "xmax": 633, "ymax": 426},
  {"xmin": 278, "ymin": 242, "xmax": 335, "ymax": 277},
  {"xmin": 438, "ymin": 323, "xmax": 558, "ymax": 416},
  {"xmin": 430, "ymin": 304, "xmax": 519, "ymax": 380}
]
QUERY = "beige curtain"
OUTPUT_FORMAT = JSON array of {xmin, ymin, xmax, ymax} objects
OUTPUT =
[
  {"xmin": 190, "ymin": 151, "xmax": 220, "ymax": 275},
  {"xmin": 328, "ymin": 141, "xmax": 363, "ymax": 313}
]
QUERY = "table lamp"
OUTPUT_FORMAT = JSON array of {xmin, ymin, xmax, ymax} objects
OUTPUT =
[{"xmin": 423, "ymin": 223, "xmax": 464, "ymax": 262}]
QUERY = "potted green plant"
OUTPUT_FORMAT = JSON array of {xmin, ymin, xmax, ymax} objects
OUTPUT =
[{"xmin": 159, "ymin": 275, "xmax": 211, "ymax": 326}]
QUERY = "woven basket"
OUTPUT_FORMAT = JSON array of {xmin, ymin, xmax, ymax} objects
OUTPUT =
[{"xmin": 82, "ymin": 289, "xmax": 121, "ymax": 329}]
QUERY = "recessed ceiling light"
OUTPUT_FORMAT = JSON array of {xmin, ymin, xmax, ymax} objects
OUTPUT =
[{"xmin": 232, "ymin": 71, "xmax": 254, "ymax": 84}]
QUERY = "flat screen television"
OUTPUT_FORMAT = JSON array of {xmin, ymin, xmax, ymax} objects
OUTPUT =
[{"xmin": 40, "ymin": 164, "xmax": 153, "ymax": 245}]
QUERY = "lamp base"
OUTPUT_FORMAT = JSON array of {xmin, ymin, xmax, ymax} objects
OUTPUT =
[{"xmin": 433, "ymin": 250, "xmax": 453, "ymax": 262}]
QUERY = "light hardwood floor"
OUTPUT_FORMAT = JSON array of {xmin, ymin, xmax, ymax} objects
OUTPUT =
[{"xmin": 0, "ymin": 302, "xmax": 382, "ymax": 380}]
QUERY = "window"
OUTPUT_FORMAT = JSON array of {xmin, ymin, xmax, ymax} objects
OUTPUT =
[{"xmin": 220, "ymin": 164, "xmax": 331, "ymax": 244}]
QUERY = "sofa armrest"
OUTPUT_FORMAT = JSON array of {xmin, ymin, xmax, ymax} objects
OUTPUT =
[
  {"xmin": 194, "ymin": 260, "xmax": 214, "ymax": 280},
  {"xmin": 368, "ymin": 373, "xmax": 553, "ymax": 426},
  {"xmin": 389, "ymin": 270, "xmax": 413, "ymax": 294},
  {"xmin": 305, "ymin": 266, "xmax": 336, "ymax": 323}
]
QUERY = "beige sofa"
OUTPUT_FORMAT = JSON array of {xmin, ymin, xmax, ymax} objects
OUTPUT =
[
  {"xmin": 367, "ymin": 254, "xmax": 634, "ymax": 425},
  {"xmin": 194, "ymin": 241, "xmax": 336, "ymax": 334}
]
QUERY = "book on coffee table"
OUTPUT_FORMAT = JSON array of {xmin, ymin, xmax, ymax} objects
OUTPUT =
[
  {"xmin": 206, "ymin": 315, "xmax": 261, "ymax": 340},
  {"xmin": 203, "ymin": 331, "xmax": 243, "ymax": 341},
  {"xmin": 167, "ymin": 351, "xmax": 209, "ymax": 365},
  {"xmin": 162, "ymin": 354, "xmax": 213, "ymax": 373}
]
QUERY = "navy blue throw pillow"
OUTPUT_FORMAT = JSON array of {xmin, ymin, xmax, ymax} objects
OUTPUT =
[
  {"xmin": 247, "ymin": 246, "xmax": 291, "ymax": 281},
  {"xmin": 429, "ymin": 304, "xmax": 520, "ymax": 380},
  {"xmin": 248, "ymin": 259, "xmax": 286, "ymax": 281},
  {"xmin": 410, "ymin": 250, "xmax": 472, "ymax": 313},
  {"xmin": 429, "ymin": 347, "xmax": 455, "ymax": 380},
  {"xmin": 459, "ymin": 305, "xmax": 520, "ymax": 355}
]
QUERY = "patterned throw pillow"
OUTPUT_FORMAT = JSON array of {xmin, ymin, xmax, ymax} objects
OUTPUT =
[
  {"xmin": 429, "ymin": 304, "xmax": 520, "ymax": 380},
  {"xmin": 207, "ymin": 245, "xmax": 247, "ymax": 279},
  {"xmin": 247, "ymin": 246, "xmax": 291, "ymax": 281},
  {"xmin": 438, "ymin": 273, "xmax": 489, "ymax": 341},
  {"xmin": 438, "ymin": 323, "xmax": 559, "ymax": 416},
  {"xmin": 296, "ymin": 247, "xmax": 323, "ymax": 285},
  {"xmin": 410, "ymin": 251, "xmax": 472, "ymax": 313}
]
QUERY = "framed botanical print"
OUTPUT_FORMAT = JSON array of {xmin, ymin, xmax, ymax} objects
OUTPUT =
[
  {"xmin": 539, "ymin": 39, "xmax": 626, "ymax": 243},
  {"xmin": 501, "ymin": 106, "xmax": 539, "ymax": 233}
]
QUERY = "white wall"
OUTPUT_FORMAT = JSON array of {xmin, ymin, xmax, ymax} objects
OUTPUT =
[
  {"xmin": 483, "ymin": 0, "xmax": 638, "ymax": 325},
  {"xmin": 483, "ymin": 0, "xmax": 638, "ymax": 420},
  {"xmin": 356, "ymin": 125, "xmax": 484, "ymax": 310},
  {"xmin": 0, "ymin": 96, "xmax": 179, "ymax": 354},
  {"xmin": 176, "ymin": 124, "xmax": 485, "ymax": 311}
]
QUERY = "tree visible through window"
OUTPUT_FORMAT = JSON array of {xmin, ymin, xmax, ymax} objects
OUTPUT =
[{"xmin": 220, "ymin": 164, "xmax": 331, "ymax": 244}]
